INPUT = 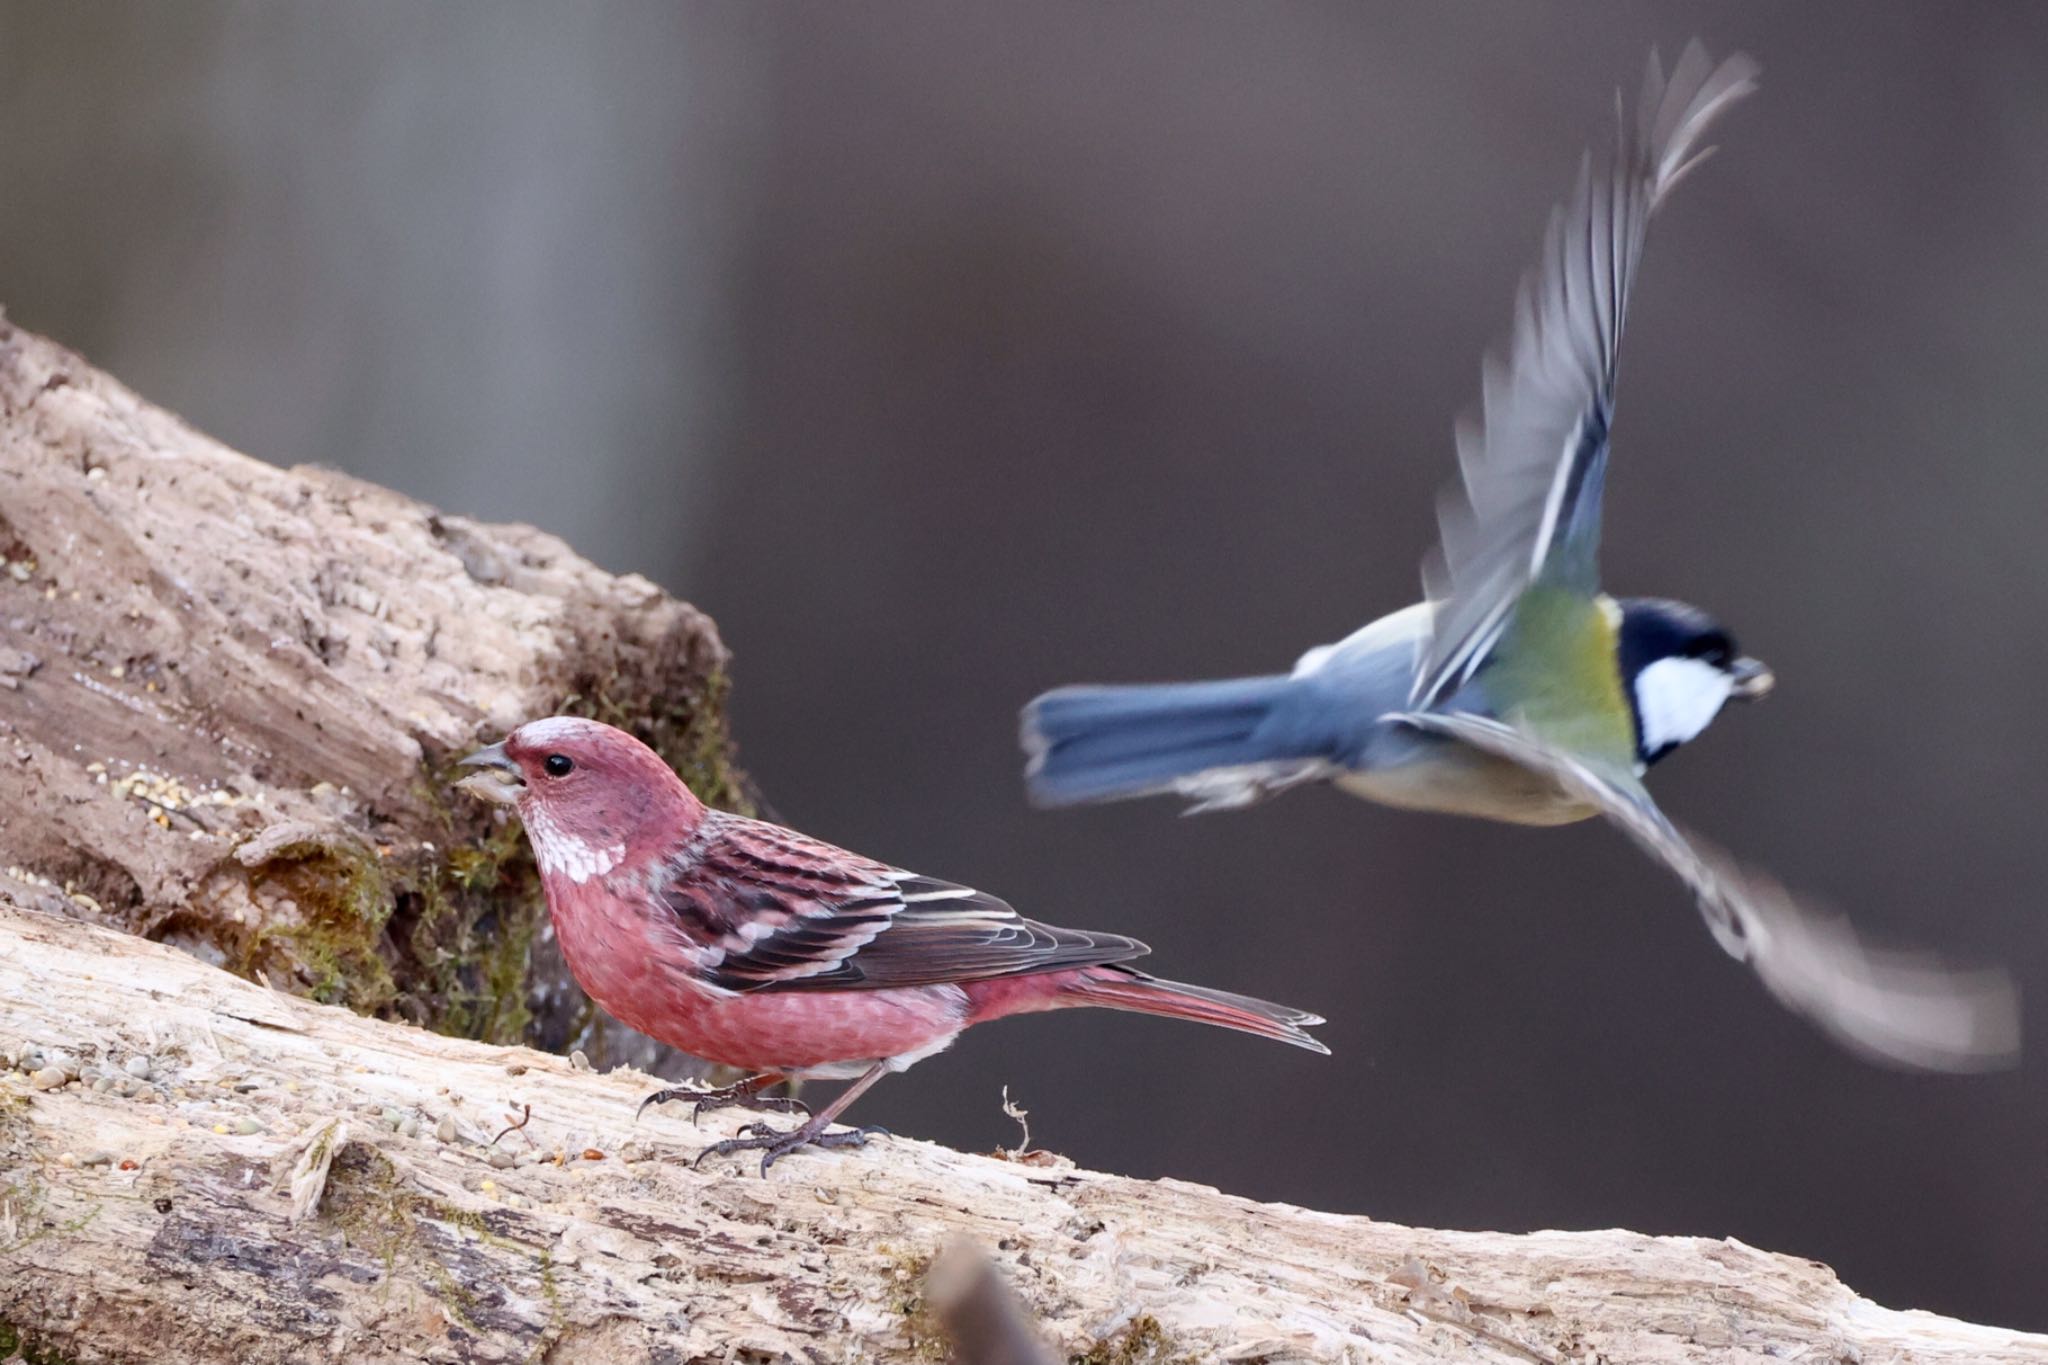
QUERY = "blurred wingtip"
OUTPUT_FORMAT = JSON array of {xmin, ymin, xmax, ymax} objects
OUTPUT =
[{"xmin": 1830, "ymin": 962, "xmax": 2022, "ymax": 1075}]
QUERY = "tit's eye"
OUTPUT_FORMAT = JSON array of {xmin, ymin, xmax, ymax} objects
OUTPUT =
[
  {"xmin": 1687, "ymin": 631, "xmax": 1733, "ymax": 668},
  {"xmin": 542, "ymin": 754, "xmax": 574, "ymax": 778}
]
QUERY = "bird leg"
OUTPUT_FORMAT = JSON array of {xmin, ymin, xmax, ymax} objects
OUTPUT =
[
  {"xmin": 695, "ymin": 1062, "xmax": 891, "ymax": 1175},
  {"xmin": 637, "ymin": 1071, "xmax": 808, "ymax": 1124}
]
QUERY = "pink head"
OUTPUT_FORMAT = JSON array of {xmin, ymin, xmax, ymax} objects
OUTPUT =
[{"xmin": 454, "ymin": 717, "xmax": 705, "ymax": 882}]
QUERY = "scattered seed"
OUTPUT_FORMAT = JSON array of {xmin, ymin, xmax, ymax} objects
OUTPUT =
[
  {"xmin": 488, "ymin": 1150, "xmax": 515, "ymax": 1170},
  {"xmin": 119, "ymin": 1159, "xmax": 139, "ymax": 1171},
  {"xmin": 56, "ymin": 1152, "xmax": 77, "ymax": 1167},
  {"xmin": 480, "ymin": 1179, "xmax": 496, "ymax": 1192},
  {"xmin": 399, "ymin": 1117, "xmax": 421, "ymax": 1139},
  {"xmin": 124, "ymin": 1056, "xmax": 153, "ymax": 1079},
  {"xmin": 381, "ymin": 1107, "xmax": 403, "ymax": 1129},
  {"xmin": 504, "ymin": 1063, "xmax": 527, "ymax": 1077},
  {"xmin": 569, "ymin": 1050, "xmax": 593, "ymax": 1072},
  {"xmin": 436, "ymin": 1115, "xmax": 457, "ymax": 1144},
  {"xmin": 212, "ymin": 1124, "xmax": 229, "ymax": 1135},
  {"xmin": 30, "ymin": 1067, "xmax": 66, "ymax": 1090},
  {"xmin": 79, "ymin": 1151, "xmax": 113, "ymax": 1167},
  {"xmin": 234, "ymin": 1117, "xmax": 263, "ymax": 1135},
  {"xmin": 119, "ymin": 1079, "xmax": 142, "ymax": 1098},
  {"xmin": 91, "ymin": 1076, "xmax": 115, "ymax": 1094}
]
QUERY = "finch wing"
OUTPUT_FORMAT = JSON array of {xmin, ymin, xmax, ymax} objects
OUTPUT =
[
  {"xmin": 657, "ymin": 814, "xmax": 1149, "ymax": 993},
  {"xmin": 1387, "ymin": 710, "xmax": 2020, "ymax": 1072},
  {"xmin": 1412, "ymin": 45, "xmax": 1758, "ymax": 710}
]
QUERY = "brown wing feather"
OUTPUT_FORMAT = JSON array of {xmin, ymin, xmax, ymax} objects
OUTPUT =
[{"xmin": 655, "ymin": 813, "xmax": 1148, "ymax": 994}]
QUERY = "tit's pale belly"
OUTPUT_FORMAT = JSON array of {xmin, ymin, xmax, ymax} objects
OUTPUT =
[{"xmin": 1335, "ymin": 743, "xmax": 1596, "ymax": 827}]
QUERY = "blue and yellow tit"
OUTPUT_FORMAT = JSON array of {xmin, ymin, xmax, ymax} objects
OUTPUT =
[{"xmin": 1021, "ymin": 45, "xmax": 2017, "ymax": 1071}]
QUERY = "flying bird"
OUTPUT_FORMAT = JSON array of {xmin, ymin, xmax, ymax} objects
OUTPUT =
[
  {"xmin": 457, "ymin": 717, "xmax": 1326, "ymax": 1173},
  {"xmin": 1018, "ymin": 45, "xmax": 2018, "ymax": 1071}
]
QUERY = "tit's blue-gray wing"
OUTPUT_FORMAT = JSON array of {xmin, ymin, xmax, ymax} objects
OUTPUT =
[
  {"xmin": 1387, "ymin": 710, "xmax": 2020, "ymax": 1073},
  {"xmin": 1412, "ymin": 45, "xmax": 1759, "ymax": 710}
]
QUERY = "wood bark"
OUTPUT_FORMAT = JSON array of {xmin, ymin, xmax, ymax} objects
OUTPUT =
[
  {"xmin": 2, "ymin": 897, "xmax": 2044, "ymax": 1364},
  {"xmin": 0, "ymin": 316, "xmax": 749, "ymax": 1071},
  {"xmin": 1, "ymin": 319, "xmax": 2042, "ymax": 1363}
]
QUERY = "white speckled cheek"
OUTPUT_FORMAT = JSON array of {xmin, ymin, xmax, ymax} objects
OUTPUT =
[{"xmin": 521, "ymin": 802, "xmax": 625, "ymax": 886}]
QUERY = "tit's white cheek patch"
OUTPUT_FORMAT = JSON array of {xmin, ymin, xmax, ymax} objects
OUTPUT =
[{"xmin": 1635, "ymin": 656, "xmax": 1734, "ymax": 754}]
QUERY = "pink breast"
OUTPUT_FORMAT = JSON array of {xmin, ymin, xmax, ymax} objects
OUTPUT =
[{"xmin": 543, "ymin": 879, "xmax": 969, "ymax": 1073}]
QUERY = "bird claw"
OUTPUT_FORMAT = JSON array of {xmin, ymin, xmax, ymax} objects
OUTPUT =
[
  {"xmin": 637, "ymin": 1080, "xmax": 808, "ymax": 1125},
  {"xmin": 693, "ymin": 1122, "xmax": 888, "ymax": 1175},
  {"xmin": 694, "ymin": 1093, "xmax": 808, "ymax": 1124}
]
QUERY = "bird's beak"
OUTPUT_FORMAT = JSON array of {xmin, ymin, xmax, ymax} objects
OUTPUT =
[
  {"xmin": 1729, "ymin": 656, "xmax": 1775, "ymax": 701},
  {"xmin": 453, "ymin": 742, "xmax": 524, "ymax": 805}
]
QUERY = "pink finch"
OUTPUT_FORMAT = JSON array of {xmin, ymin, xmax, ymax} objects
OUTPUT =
[{"xmin": 456, "ymin": 717, "xmax": 1326, "ymax": 1171}]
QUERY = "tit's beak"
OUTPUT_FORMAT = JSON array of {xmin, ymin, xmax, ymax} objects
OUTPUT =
[
  {"xmin": 453, "ymin": 742, "xmax": 524, "ymax": 805},
  {"xmin": 1729, "ymin": 656, "xmax": 1775, "ymax": 701}
]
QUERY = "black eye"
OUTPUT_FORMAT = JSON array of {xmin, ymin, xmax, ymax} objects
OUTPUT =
[
  {"xmin": 1690, "ymin": 632, "xmax": 1734, "ymax": 668},
  {"xmin": 542, "ymin": 754, "xmax": 574, "ymax": 777}
]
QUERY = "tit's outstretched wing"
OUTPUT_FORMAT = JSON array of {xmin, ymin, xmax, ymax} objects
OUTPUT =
[
  {"xmin": 1388, "ymin": 710, "xmax": 2020, "ymax": 1072},
  {"xmin": 1412, "ymin": 45, "xmax": 1759, "ymax": 709},
  {"xmin": 652, "ymin": 811, "xmax": 1150, "ymax": 995}
]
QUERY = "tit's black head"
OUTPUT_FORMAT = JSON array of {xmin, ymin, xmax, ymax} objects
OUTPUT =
[{"xmin": 1615, "ymin": 597, "xmax": 1773, "ymax": 768}]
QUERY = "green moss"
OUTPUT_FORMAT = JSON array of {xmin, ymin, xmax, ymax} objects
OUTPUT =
[
  {"xmin": 0, "ymin": 1320, "xmax": 81, "ymax": 1365},
  {"xmin": 1071, "ymin": 1315, "xmax": 1195, "ymax": 1365},
  {"xmin": 321, "ymin": 1142, "xmax": 561, "ymax": 1346},
  {"xmin": 236, "ymin": 838, "xmax": 398, "ymax": 1015},
  {"xmin": 323, "ymin": 1143, "xmax": 413, "ymax": 1275},
  {"xmin": 399, "ymin": 811, "xmax": 542, "ymax": 1047},
  {"xmin": 875, "ymin": 1245, "xmax": 948, "ymax": 1363}
]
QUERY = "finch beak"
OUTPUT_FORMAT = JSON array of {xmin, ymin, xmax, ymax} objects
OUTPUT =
[
  {"xmin": 1729, "ymin": 656, "xmax": 1775, "ymax": 701},
  {"xmin": 453, "ymin": 742, "xmax": 525, "ymax": 805}
]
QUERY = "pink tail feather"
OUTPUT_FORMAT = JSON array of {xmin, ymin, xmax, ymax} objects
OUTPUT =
[{"xmin": 1062, "ymin": 968, "xmax": 1329, "ymax": 1054}]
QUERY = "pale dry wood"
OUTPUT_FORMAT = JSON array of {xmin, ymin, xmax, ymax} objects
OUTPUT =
[{"xmin": 0, "ymin": 896, "xmax": 2040, "ymax": 1365}]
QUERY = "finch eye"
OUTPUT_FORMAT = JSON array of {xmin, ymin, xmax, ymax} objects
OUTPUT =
[{"xmin": 542, "ymin": 754, "xmax": 574, "ymax": 778}]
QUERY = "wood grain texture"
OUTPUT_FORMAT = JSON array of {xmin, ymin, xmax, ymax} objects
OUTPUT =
[{"xmin": 1, "ymin": 897, "xmax": 2040, "ymax": 1364}]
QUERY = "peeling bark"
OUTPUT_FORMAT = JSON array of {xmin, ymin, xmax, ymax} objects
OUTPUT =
[{"xmin": 1, "ymin": 898, "xmax": 2042, "ymax": 1364}]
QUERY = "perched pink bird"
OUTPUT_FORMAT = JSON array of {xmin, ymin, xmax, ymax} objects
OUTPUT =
[{"xmin": 456, "ymin": 717, "xmax": 1326, "ymax": 1171}]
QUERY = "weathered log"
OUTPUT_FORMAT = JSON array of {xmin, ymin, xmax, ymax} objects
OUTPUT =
[
  {"xmin": 2, "ymin": 896, "xmax": 2042, "ymax": 1364},
  {"xmin": 0, "ymin": 316, "xmax": 749, "ymax": 1069},
  {"xmin": 1, "ymin": 317, "xmax": 2041, "ymax": 1364}
]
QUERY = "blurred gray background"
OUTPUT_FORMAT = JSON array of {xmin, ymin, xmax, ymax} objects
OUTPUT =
[{"xmin": 4, "ymin": 0, "xmax": 2045, "ymax": 1331}]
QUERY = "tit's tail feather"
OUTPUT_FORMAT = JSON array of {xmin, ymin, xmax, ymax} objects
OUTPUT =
[
  {"xmin": 1063, "ymin": 966, "xmax": 1330, "ymax": 1054},
  {"xmin": 1020, "ymin": 676, "xmax": 1326, "ymax": 810}
]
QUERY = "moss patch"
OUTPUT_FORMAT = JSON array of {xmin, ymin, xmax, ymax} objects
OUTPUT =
[
  {"xmin": 1072, "ymin": 1315, "xmax": 1196, "ymax": 1365},
  {"xmin": 0, "ymin": 1320, "xmax": 81, "ymax": 1365},
  {"xmin": 237, "ymin": 838, "xmax": 398, "ymax": 1014},
  {"xmin": 874, "ymin": 1245, "xmax": 948, "ymax": 1363},
  {"xmin": 321, "ymin": 1141, "xmax": 557, "ymax": 1340}
]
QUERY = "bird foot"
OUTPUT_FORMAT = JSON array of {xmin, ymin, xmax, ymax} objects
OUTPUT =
[
  {"xmin": 694, "ymin": 1120, "xmax": 889, "ymax": 1175},
  {"xmin": 637, "ymin": 1080, "xmax": 809, "ymax": 1125}
]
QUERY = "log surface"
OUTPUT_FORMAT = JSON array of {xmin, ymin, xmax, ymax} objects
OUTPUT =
[{"xmin": 1, "ymin": 896, "xmax": 2040, "ymax": 1365}]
